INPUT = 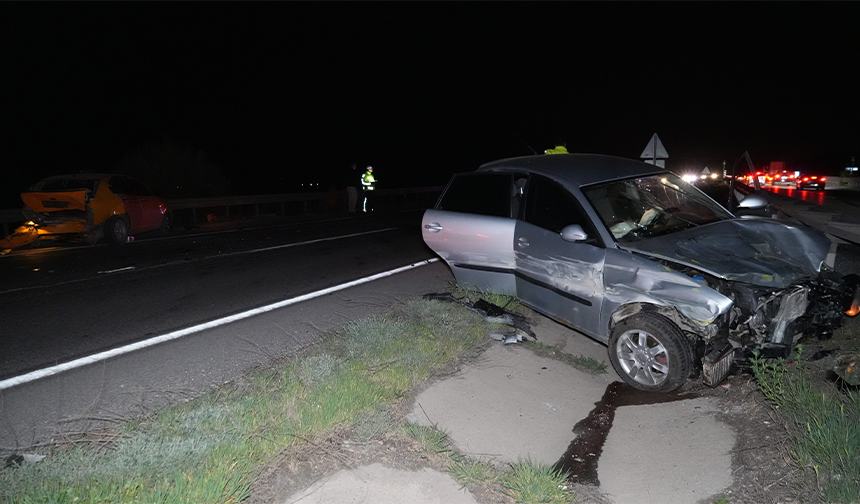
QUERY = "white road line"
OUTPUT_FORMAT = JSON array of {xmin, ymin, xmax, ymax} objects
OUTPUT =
[
  {"xmin": 0, "ymin": 257, "xmax": 439, "ymax": 391},
  {"xmin": 213, "ymin": 227, "xmax": 398, "ymax": 258},
  {"xmin": 98, "ymin": 266, "xmax": 137, "ymax": 274}
]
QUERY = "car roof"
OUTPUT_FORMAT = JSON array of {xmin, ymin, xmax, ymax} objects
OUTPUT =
[
  {"xmin": 36, "ymin": 174, "xmax": 115, "ymax": 183},
  {"xmin": 477, "ymin": 154, "xmax": 667, "ymax": 187}
]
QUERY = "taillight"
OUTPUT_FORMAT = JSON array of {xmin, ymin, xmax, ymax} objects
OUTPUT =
[{"xmin": 821, "ymin": 177, "xmax": 826, "ymax": 182}]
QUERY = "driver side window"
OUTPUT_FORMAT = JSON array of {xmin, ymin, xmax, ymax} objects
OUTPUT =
[{"xmin": 523, "ymin": 175, "xmax": 601, "ymax": 243}]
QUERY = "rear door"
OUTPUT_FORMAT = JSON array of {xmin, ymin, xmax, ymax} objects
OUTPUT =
[
  {"xmin": 123, "ymin": 178, "xmax": 165, "ymax": 231},
  {"xmin": 108, "ymin": 177, "xmax": 144, "ymax": 231},
  {"xmin": 422, "ymin": 171, "xmax": 522, "ymax": 296},
  {"xmin": 514, "ymin": 174, "xmax": 606, "ymax": 337},
  {"xmin": 109, "ymin": 176, "xmax": 163, "ymax": 232}
]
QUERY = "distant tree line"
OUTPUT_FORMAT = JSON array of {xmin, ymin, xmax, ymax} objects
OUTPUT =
[{"xmin": 116, "ymin": 141, "xmax": 230, "ymax": 199}]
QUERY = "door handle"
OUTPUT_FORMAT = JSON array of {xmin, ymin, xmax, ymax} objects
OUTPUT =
[
  {"xmin": 517, "ymin": 237, "xmax": 529, "ymax": 248},
  {"xmin": 423, "ymin": 222, "xmax": 443, "ymax": 233}
]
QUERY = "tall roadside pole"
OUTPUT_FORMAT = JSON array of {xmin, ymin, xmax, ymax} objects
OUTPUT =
[{"xmin": 640, "ymin": 133, "xmax": 668, "ymax": 168}]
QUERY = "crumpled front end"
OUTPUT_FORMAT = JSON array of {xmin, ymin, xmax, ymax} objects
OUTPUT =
[
  {"xmin": 673, "ymin": 264, "xmax": 859, "ymax": 385},
  {"xmin": 713, "ymin": 267, "xmax": 858, "ymax": 354},
  {"xmin": 16, "ymin": 190, "xmax": 101, "ymax": 245},
  {"xmin": 608, "ymin": 247, "xmax": 859, "ymax": 387}
]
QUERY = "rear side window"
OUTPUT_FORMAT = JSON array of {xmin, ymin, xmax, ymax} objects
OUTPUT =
[
  {"xmin": 437, "ymin": 172, "xmax": 512, "ymax": 218},
  {"xmin": 39, "ymin": 178, "xmax": 99, "ymax": 193}
]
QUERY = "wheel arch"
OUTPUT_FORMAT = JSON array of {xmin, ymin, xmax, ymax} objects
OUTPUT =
[{"xmin": 608, "ymin": 302, "xmax": 704, "ymax": 343}]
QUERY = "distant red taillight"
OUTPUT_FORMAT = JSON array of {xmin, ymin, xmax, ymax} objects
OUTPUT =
[{"xmin": 821, "ymin": 177, "xmax": 826, "ymax": 182}]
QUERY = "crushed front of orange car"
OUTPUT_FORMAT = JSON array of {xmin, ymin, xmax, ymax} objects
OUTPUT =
[
  {"xmin": 19, "ymin": 189, "xmax": 99, "ymax": 244},
  {"xmin": 6, "ymin": 178, "xmax": 124, "ymax": 248}
]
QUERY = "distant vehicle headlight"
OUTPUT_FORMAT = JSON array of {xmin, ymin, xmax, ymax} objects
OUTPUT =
[{"xmin": 682, "ymin": 174, "xmax": 697, "ymax": 183}]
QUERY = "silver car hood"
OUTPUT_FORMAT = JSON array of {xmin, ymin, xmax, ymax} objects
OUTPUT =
[{"xmin": 622, "ymin": 219, "xmax": 830, "ymax": 288}]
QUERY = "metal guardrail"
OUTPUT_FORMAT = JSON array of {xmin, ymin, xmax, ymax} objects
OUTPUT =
[
  {"xmin": 829, "ymin": 176, "xmax": 860, "ymax": 190},
  {"xmin": 0, "ymin": 186, "xmax": 444, "ymax": 236}
]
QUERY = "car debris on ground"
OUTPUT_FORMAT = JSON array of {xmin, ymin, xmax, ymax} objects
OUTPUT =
[{"xmin": 423, "ymin": 292, "xmax": 536, "ymax": 344}]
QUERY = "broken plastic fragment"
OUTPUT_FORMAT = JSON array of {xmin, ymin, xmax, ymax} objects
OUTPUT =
[{"xmin": 4, "ymin": 453, "xmax": 44, "ymax": 468}]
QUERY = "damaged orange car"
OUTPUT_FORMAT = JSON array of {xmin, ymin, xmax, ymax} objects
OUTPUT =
[{"xmin": 2, "ymin": 174, "xmax": 169, "ymax": 249}]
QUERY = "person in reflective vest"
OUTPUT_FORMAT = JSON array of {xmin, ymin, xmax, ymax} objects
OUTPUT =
[{"xmin": 361, "ymin": 166, "xmax": 376, "ymax": 212}]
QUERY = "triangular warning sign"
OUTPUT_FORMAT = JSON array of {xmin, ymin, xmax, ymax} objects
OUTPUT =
[
  {"xmin": 640, "ymin": 133, "xmax": 669, "ymax": 160},
  {"xmin": 702, "ymin": 166, "xmax": 710, "ymax": 175}
]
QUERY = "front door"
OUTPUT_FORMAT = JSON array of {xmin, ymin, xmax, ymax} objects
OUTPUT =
[{"xmin": 514, "ymin": 174, "xmax": 606, "ymax": 338}]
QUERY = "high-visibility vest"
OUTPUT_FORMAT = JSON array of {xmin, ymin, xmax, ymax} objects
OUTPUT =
[
  {"xmin": 362, "ymin": 171, "xmax": 376, "ymax": 190},
  {"xmin": 544, "ymin": 145, "xmax": 569, "ymax": 155}
]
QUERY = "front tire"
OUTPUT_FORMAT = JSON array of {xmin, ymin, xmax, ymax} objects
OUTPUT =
[
  {"xmin": 608, "ymin": 312, "xmax": 692, "ymax": 393},
  {"xmin": 104, "ymin": 215, "xmax": 129, "ymax": 245}
]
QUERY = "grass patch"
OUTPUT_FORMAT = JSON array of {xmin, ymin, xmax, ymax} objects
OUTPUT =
[
  {"xmin": 0, "ymin": 299, "xmax": 490, "ymax": 504},
  {"xmin": 401, "ymin": 426, "xmax": 576, "ymax": 503},
  {"xmin": 502, "ymin": 460, "xmax": 575, "ymax": 503},
  {"xmin": 751, "ymin": 347, "xmax": 860, "ymax": 502},
  {"xmin": 563, "ymin": 354, "xmax": 608, "ymax": 375},
  {"xmin": 529, "ymin": 341, "xmax": 609, "ymax": 376},
  {"xmin": 448, "ymin": 455, "xmax": 500, "ymax": 488},
  {"xmin": 402, "ymin": 422, "xmax": 450, "ymax": 455}
]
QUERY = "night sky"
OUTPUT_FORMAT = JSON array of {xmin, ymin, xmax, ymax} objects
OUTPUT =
[{"xmin": 3, "ymin": 2, "xmax": 859, "ymax": 208}]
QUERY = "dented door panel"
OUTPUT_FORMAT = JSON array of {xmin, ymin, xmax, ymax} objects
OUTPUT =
[
  {"xmin": 601, "ymin": 248, "xmax": 734, "ymax": 339},
  {"xmin": 514, "ymin": 219, "xmax": 606, "ymax": 336}
]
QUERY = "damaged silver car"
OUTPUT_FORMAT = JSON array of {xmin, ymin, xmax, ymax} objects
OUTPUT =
[{"xmin": 422, "ymin": 154, "xmax": 860, "ymax": 392}]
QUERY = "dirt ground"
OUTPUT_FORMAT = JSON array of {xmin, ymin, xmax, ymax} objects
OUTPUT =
[
  {"xmin": 247, "ymin": 315, "xmax": 860, "ymax": 504},
  {"xmin": 245, "ymin": 379, "xmax": 805, "ymax": 504}
]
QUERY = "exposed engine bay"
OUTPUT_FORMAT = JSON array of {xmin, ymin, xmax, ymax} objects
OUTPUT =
[{"xmin": 667, "ymin": 260, "xmax": 860, "ymax": 385}]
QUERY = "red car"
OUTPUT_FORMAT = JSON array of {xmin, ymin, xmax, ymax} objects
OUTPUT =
[{"xmin": 15, "ymin": 174, "xmax": 169, "ymax": 246}]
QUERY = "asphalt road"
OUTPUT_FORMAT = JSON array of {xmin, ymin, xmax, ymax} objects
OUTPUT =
[
  {"xmin": 766, "ymin": 183, "xmax": 860, "ymax": 207},
  {"xmin": 0, "ymin": 210, "xmax": 459, "ymax": 450},
  {"xmin": 0, "ymin": 211, "xmax": 435, "ymax": 381}
]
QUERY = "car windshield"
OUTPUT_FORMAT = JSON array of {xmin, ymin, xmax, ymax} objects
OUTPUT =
[
  {"xmin": 38, "ymin": 178, "xmax": 100, "ymax": 194},
  {"xmin": 582, "ymin": 173, "xmax": 733, "ymax": 243}
]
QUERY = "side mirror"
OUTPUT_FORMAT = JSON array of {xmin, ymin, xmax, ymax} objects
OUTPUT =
[
  {"xmin": 736, "ymin": 194, "xmax": 769, "ymax": 210},
  {"xmin": 560, "ymin": 224, "xmax": 589, "ymax": 242}
]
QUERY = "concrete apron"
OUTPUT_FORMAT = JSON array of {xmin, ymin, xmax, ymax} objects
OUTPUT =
[{"xmin": 283, "ymin": 316, "xmax": 735, "ymax": 504}]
